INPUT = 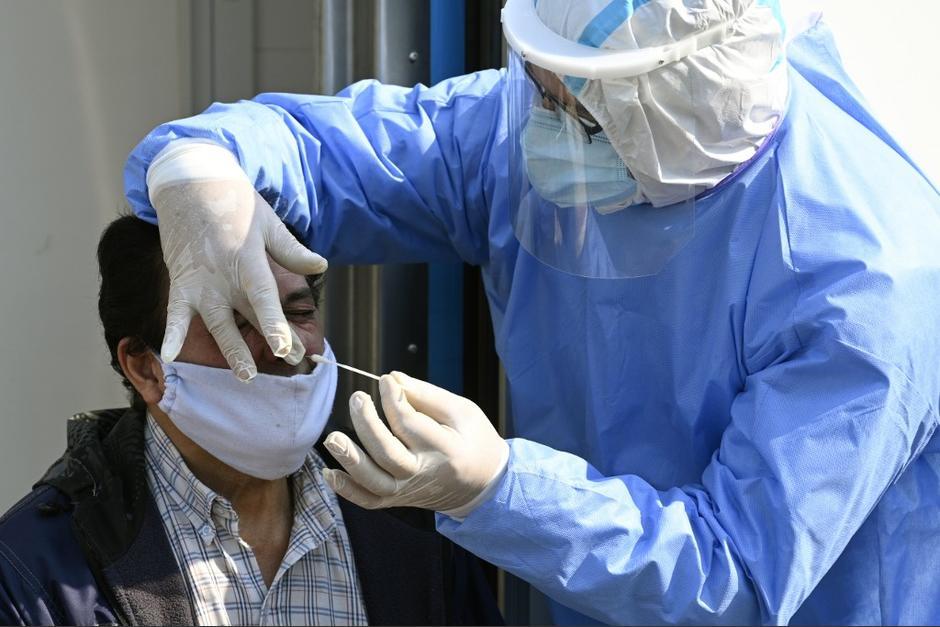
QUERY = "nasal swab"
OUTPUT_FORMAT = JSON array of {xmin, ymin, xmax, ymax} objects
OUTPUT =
[{"xmin": 310, "ymin": 354, "xmax": 381, "ymax": 381}]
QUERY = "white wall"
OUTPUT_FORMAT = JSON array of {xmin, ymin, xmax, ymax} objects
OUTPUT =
[
  {"xmin": 824, "ymin": 0, "xmax": 940, "ymax": 186},
  {"xmin": 0, "ymin": 1, "xmax": 192, "ymax": 510}
]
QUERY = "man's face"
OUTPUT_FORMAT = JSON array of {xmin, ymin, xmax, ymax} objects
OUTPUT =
[{"xmin": 175, "ymin": 256, "xmax": 323, "ymax": 376}]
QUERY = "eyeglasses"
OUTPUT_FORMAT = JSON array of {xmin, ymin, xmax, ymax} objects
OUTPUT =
[{"xmin": 524, "ymin": 62, "xmax": 603, "ymax": 142}]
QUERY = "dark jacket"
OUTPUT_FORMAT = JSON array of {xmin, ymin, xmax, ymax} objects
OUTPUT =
[{"xmin": 0, "ymin": 408, "xmax": 502, "ymax": 626}]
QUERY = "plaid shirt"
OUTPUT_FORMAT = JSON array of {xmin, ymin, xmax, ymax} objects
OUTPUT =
[{"xmin": 144, "ymin": 415, "xmax": 368, "ymax": 626}]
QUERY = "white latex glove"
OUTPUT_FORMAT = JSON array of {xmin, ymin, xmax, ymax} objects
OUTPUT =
[
  {"xmin": 322, "ymin": 372, "xmax": 509, "ymax": 515},
  {"xmin": 147, "ymin": 141, "xmax": 327, "ymax": 381}
]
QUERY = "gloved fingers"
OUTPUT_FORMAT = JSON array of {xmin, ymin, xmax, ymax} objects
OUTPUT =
[
  {"xmin": 285, "ymin": 325, "xmax": 306, "ymax": 366},
  {"xmin": 321, "ymin": 468, "xmax": 387, "ymax": 510},
  {"xmin": 380, "ymin": 375, "xmax": 454, "ymax": 449},
  {"xmin": 348, "ymin": 391, "xmax": 420, "ymax": 478},
  {"xmin": 389, "ymin": 371, "xmax": 462, "ymax": 428},
  {"xmin": 261, "ymin": 197, "xmax": 328, "ymax": 275},
  {"xmin": 236, "ymin": 252, "xmax": 296, "ymax": 361},
  {"xmin": 161, "ymin": 294, "xmax": 195, "ymax": 363},
  {"xmin": 234, "ymin": 303, "xmax": 306, "ymax": 367},
  {"xmin": 200, "ymin": 302, "xmax": 258, "ymax": 381},
  {"xmin": 323, "ymin": 432, "xmax": 401, "ymax": 496}
]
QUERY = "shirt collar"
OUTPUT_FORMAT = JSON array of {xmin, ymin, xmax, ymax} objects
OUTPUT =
[
  {"xmin": 291, "ymin": 453, "xmax": 338, "ymax": 548},
  {"xmin": 144, "ymin": 413, "xmax": 337, "ymax": 548},
  {"xmin": 145, "ymin": 414, "xmax": 221, "ymax": 544}
]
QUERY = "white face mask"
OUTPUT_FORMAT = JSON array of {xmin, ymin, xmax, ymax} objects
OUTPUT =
[
  {"xmin": 522, "ymin": 107, "xmax": 638, "ymax": 213},
  {"xmin": 157, "ymin": 340, "xmax": 338, "ymax": 480}
]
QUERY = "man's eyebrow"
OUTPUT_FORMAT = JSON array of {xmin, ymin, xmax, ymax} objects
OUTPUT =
[{"xmin": 284, "ymin": 287, "xmax": 315, "ymax": 305}]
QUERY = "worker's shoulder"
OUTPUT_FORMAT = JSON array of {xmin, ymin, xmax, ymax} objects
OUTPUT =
[
  {"xmin": 768, "ymin": 74, "xmax": 939, "ymax": 263},
  {"xmin": 780, "ymin": 63, "xmax": 937, "ymax": 215}
]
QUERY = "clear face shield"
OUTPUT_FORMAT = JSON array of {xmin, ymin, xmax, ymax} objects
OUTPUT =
[{"xmin": 503, "ymin": 0, "xmax": 712, "ymax": 279}]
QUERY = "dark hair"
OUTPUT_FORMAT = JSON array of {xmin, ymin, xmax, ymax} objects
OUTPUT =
[
  {"xmin": 97, "ymin": 214, "xmax": 325, "ymax": 410},
  {"xmin": 97, "ymin": 215, "xmax": 169, "ymax": 410}
]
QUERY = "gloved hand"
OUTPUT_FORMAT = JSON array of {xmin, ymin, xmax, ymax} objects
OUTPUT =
[
  {"xmin": 322, "ymin": 372, "xmax": 509, "ymax": 515},
  {"xmin": 148, "ymin": 141, "xmax": 328, "ymax": 381}
]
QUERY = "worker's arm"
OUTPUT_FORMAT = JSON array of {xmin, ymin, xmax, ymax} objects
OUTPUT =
[
  {"xmin": 434, "ymin": 219, "xmax": 940, "ymax": 625},
  {"xmin": 437, "ymin": 348, "xmax": 933, "ymax": 625},
  {"xmin": 324, "ymin": 256, "xmax": 939, "ymax": 624},
  {"xmin": 124, "ymin": 70, "xmax": 508, "ymax": 267}
]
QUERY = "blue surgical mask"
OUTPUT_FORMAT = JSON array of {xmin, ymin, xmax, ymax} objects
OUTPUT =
[{"xmin": 522, "ymin": 107, "xmax": 637, "ymax": 213}]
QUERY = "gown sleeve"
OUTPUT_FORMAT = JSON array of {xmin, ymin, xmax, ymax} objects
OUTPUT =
[{"xmin": 124, "ymin": 70, "xmax": 509, "ymax": 266}]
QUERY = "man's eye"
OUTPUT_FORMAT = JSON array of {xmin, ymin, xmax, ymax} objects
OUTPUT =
[{"xmin": 285, "ymin": 309, "xmax": 317, "ymax": 319}]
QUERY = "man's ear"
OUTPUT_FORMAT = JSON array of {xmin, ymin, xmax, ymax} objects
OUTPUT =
[{"xmin": 117, "ymin": 338, "xmax": 166, "ymax": 405}]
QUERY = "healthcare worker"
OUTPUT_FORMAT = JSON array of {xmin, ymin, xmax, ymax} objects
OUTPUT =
[{"xmin": 124, "ymin": 0, "xmax": 940, "ymax": 624}]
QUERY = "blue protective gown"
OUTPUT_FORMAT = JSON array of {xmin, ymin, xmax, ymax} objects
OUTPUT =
[{"xmin": 125, "ymin": 23, "xmax": 940, "ymax": 625}]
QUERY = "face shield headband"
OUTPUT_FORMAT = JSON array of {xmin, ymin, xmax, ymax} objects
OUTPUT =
[{"xmin": 501, "ymin": 0, "xmax": 787, "ymax": 278}]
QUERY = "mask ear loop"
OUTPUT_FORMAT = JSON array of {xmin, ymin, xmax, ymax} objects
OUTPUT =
[
  {"xmin": 502, "ymin": 0, "xmax": 734, "ymax": 79},
  {"xmin": 148, "ymin": 350, "xmax": 173, "ymax": 399}
]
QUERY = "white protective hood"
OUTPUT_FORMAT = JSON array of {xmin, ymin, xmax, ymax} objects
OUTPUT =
[{"xmin": 530, "ymin": 0, "xmax": 792, "ymax": 207}]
